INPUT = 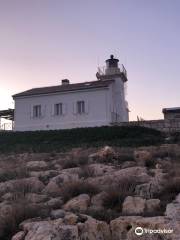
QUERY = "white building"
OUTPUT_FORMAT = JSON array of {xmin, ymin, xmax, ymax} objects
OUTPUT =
[{"xmin": 13, "ymin": 55, "xmax": 129, "ymax": 131}]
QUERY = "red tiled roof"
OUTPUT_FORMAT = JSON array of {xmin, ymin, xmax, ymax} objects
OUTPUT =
[{"xmin": 13, "ymin": 79, "xmax": 114, "ymax": 98}]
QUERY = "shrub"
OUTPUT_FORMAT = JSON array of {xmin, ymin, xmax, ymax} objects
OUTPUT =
[
  {"xmin": 115, "ymin": 152, "xmax": 135, "ymax": 164},
  {"xmin": 153, "ymin": 178, "xmax": 180, "ymax": 212},
  {"xmin": 61, "ymin": 157, "xmax": 79, "ymax": 169},
  {"xmin": 61, "ymin": 153, "xmax": 89, "ymax": 169},
  {"xmin": 0, "ymin": 181, "xmax": 42, "ymax": 240},
  {"xmin": 0, "ymin": 126, "xmax": 164, "ymax": 153},
  {"xmin": 0, "ymin": 201, "xmax": 40, "ymax": 240},
  {"xmin": 103, "ymin": 177, "xmax": 137, "ymax": 211},
  {"xmin": 0, "ymin": 162, "xmax": 29, "ymax": 183},
  {"xmin": 145, "ymin": 158, "xmax": 156, "ymax": 168},
  {"xmin": 61, "ymin": 180, "xmax": 99, "ymax": 202},
  {"xmin": 85, "ymin": 208, "xmax": 119, "ymax": 223},
  {"xmin": 79, "ymin": 165, "xmax": 95, "ymax": 179}
]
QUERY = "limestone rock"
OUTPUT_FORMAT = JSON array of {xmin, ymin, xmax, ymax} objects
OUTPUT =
[
  {"xmin": 25, "ymin": 193, "xmax": 48, "ymax": 203},
  {"xmin": 110, "ymin": 216, "xmax": 175, "ymax": 240},
  {"xmin": 50, "ymin": 172, "xmax": 79, "ymax": 188},
  {"xmin": 26, "ymin": 161, "xmax": 48, "ymax": 171},
  {"xmin": 0, "ymin": 177, "xmax": 44, "ymax": 196},
  {"xmin": 121, "ymin": 161, "xmax": 136, "ymax": 169},
  {"xmin": 135, "ymin": 169, "xmax": 166, "ymax": 199},
  {"xmin": 21, "ymin": 220, "xmax": 78, "ymax": 240},
  {"xmin": 46, "ymin": 197, "xmax": 63, "ymax": 209},
  {"xmin": 43, "ymin": 181, "xmax": 61, "ymax": 196},
  {"xmin": 50, "ymin": 209, "xmax": 65, "ymax": 220},
  {"xmin": 91, "ymin": 191, "xmax": 107, "ymax": 210},
  {"xmin": 29, "ymin": 170, "xmax": 59, "ymax": 183},
  {"xmin": 64, "ymin": 212, "xmax": 78, "ymax": 225},
  {"xmin": 122, "ymin": 196, "xmax": 146, "ymax": 215},
  {"xmin": 88, "ymin": 167, "xmax": 150, "ymax": 190},
  {"xmin": 63, "ymin": 194, "xmax": 90, "ymax": 212},
  {"xmin": 11, "ymin": 231, "xmax": 26, "ymax": 240},
  {"xmin": 165, "ymin": 201, "xmax": 180, "ymax": 220},
  {"xmin": 80, "ymin": 216, "xmax": 111, "ymax": 240},
  {"xmin": 145, "ymin": 199, "xmax": 161, "ymax": 214}
]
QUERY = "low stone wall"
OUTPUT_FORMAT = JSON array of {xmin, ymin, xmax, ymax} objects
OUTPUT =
[{"xmin": 115, "ymin": 119, "xmax": 180, "ymax": 132}]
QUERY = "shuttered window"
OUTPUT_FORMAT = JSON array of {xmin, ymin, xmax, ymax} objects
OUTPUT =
[
  {"xmin": 77, "ymin": 101, "xmax": 85, "ymax": 114},
  {"xmin": 33, "ymin": 105, "xmax": 41, "ymax": 118},
  {"xmin": 54, "ymin": 103, "xmax": 63, "ymax": 116}
]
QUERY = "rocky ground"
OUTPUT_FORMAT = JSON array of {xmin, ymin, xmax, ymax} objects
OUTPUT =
[{"xmin": 0, "ymin": 144, "xmax": 180, "ymax": 239}]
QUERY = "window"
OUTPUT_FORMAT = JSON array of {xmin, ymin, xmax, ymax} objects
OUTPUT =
[
  {"xmin": 54, "ymin": 103, "xmax": 63, "ymax": 116},
  {"xmin": 77, "ymin": 101, "xmax": 85, "ymax": 114},
  {"xmin": 33, "ymin": 105, "xmax": 41, "ymax": 118}
]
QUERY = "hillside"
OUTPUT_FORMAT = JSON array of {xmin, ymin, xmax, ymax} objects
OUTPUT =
[{"xmin": 0, "ymin": 126, "xmax": 180, "ymax": 239}]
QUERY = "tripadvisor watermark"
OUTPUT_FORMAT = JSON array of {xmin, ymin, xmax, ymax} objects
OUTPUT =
[{"xmin": 135, "ymin": 226, "xmax": 173, "ymax": 236}]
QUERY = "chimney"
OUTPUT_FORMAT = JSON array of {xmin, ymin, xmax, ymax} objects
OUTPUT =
[{"xmin": 61, "ymin": 79, "xmax": 70, "ymax": 85}]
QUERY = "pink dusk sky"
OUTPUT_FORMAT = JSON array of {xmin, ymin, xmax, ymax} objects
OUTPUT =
[{"xmin": 0, "ymin": 0, "xmax": 180, "ymax": 120}]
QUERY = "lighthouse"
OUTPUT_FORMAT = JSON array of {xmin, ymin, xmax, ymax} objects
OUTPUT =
[{"xmin": 97, "ymin": 55, "xmax": 129, "ymax": 122}]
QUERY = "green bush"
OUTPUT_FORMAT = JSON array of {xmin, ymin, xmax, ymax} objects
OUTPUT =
[{"xmin": 0, "ymin": 126, "xmax": 164, "ymax": 153}]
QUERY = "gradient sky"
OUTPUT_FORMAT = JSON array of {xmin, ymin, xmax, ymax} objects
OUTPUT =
[{"xmin": 0, "ymin": 0, "xmax": 180, "ymax": 121}]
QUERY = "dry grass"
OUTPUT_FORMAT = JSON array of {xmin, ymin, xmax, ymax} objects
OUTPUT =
[
  {"xmin": 61, "ymin": 180, "xmax": 99, "ymax": 203},
  {"xmin": 61, "ymin": 153, "xmax": 89, "ymax": 169},
  {"xmin": 103, "ymin": 177, "xmax": 137, "ymax": 211},
  {"xmin": 0, "ymin": 160, "xmax": 29, "ymax": 182},
  {"xmin": 0, "ymin": 181, "xmax": 43, "ymax": 240},
  {"xmin": 79, "ymin": 165, "xmax": 95, "ymax": 179},
  {"xmin": 85, "ymin": 208, "xmax": 119, "ymax": 223}
]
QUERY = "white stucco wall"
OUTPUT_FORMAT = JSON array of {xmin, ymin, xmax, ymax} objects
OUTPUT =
[
  {"xmin": 111, "ymin": 77, "xmax": 129, "ymax": 122},
  {"xmin": 14, "ymin": 87, "xmax": 112, "ymax": 131}
]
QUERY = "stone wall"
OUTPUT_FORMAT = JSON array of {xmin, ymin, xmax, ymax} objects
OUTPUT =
[{"xmin": 114, "ymin": 119, "xmax": 180, "ymax": 132}]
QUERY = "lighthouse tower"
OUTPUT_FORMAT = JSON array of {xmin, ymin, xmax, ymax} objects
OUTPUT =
[{"xmin": 97, "ymin": 55, "xmax": 129, "ymax": 122}]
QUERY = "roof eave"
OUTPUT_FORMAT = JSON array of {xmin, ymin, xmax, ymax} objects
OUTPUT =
[{"xmin": 12, "ymin": 85, "xmax": 112, "ymax": 99}]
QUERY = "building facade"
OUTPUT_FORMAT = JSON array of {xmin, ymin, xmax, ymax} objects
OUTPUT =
[
  {"xmin": 13, "ymin": 55, "xmax": 129, "ymax": 131},
  {"xmin": 162, "ymin": 107, "xmax": 180, "ymax": 120}
]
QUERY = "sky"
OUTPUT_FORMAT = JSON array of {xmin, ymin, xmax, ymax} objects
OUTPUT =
[{"xmin": 0, "ymin": 0, "xmax": 180, "ymax": 121}]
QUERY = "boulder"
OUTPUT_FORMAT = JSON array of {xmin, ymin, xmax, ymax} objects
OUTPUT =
[
  {"xmin": 50, "ymin": 173, "xmax": 79, "ymax": 188},
  {"xmin": 29, "ymin": 170, "xmax": 59, "ymax": 183},
  {"xmin": 11, "ymin": 231, "xmax": 26, "ymax": 240},
  {"xmin": 46, "ymin": 197, "xmax": 63, "ymax": 209},
  {"xmin": 43, "ymin": 181, "xmax": 61, "ymax": 196},
  {"xmin": 50, "ymin": 209, "xmax": 65, "ymax": 219},
  {"xmin": 122, "ymin": 196, "xmax": 146, "ymax": 215},
  {"xmin": 21, "ymin": 220, "xmax": 79, "ymax": 240},
  {"xmin": 64, "ymin": 212, "xmax": 78, "ymax": 225},
  {"xmin": 165, "ymin": 202, "xmax": 180, "ymax": 220},
  {"xmin": 0, "ymin": 177, "xmax": 44, "ymax": 196},
  {"xmin": 91, "ymin": 191, "xmax": 107, "ymax": 210},
  {"xmin": 26, "ymin": 161, "xmax": 48, "ymax": 171},
  {"xmin": 88, "ymin": 167, "xmax": 151, "ymax": 190},
  {"xmin": 121, "ymin": 161, "xmax": 136, "ymax": 169},
  {"xmin": 79, "ymin": 216, "xmax": 111, "ymax": 240},
  {"xmin": 63, "ymin": 194, "xmax": 90, "ymax": 212},
  {"xmin": 135, "ymin": 169, "xmax": 166, "ymax": 199},
  {"xmin": 145, "ymin": 199, "xmax": 161, "ymax": 214},
  {"xmin": 88, "ymin": 163, "xmax": 115, "ymax": 176},
  {"xmin": 25, "ymin": 193, "xmax": 48, "ymax": 203},
  {"xmin": 110, "ymin": 216, "xmax": 176, "ymax": 240}
]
